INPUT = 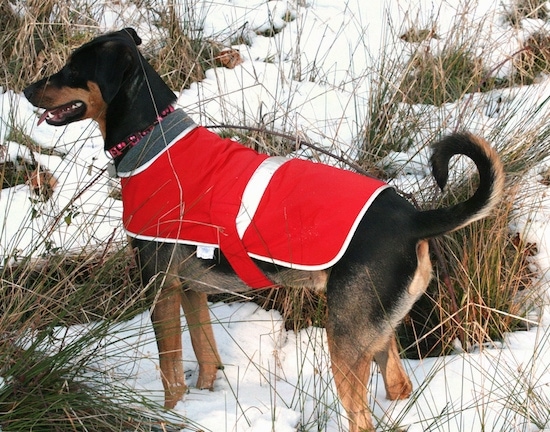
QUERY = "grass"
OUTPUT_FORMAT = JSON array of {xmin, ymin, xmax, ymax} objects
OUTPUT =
[
  {"xmin": 1, "ymin": 0, "xmax": 550, "ymax": 430},
  {"xmin": 0, "ymin": 245, "xmax": 188, "ymax": 431},
  {"xmin": 0, "ymin": 327, "xmax": 174, "ymax": 432}
]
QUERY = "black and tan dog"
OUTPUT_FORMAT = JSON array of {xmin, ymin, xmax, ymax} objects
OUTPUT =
[{"xmin": 24, "ymin": 28, "xmax": 504, "ymax": 432}]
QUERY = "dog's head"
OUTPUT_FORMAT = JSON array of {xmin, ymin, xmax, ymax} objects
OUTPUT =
[{"xmin": 23, "ymin": 28, "xmax": 142, "ymax": 130}]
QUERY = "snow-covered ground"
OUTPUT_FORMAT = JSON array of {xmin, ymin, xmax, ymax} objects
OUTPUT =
[{"xmin": 2, "ymin": 0, "xmax": 550, "ymax": 430}]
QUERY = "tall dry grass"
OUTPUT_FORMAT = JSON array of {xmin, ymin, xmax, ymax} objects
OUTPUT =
[{"xmin": 0, "ymin": 245, "xmax": 191, "ymax": 431}]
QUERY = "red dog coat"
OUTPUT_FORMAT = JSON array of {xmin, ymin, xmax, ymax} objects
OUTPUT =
[{"xmin": 120, "ymin": 125, "xmax": 389, "ymax": 288}]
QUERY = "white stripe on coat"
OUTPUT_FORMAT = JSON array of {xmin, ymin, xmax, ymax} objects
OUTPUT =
[{"xmin": 235, "ymin": 156, "xmax": 290, "ymax": 238}]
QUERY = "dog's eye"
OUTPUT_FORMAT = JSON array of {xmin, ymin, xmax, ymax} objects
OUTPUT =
[
  {"xmin": 64, "ymin": 68, "xmax": 78, "ymax": 83},
  {"xmin": 65, "ymin": 63, "xmax": 78, "ymax": 78}
]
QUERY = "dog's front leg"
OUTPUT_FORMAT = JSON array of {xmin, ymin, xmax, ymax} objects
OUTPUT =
[
  {"xmin": 151, "ymin": 280, "xmax": 187, "ymax": 409},
  {"xmin": 180, "ymin": 290, "xmax": 222, "ymax": 390}
]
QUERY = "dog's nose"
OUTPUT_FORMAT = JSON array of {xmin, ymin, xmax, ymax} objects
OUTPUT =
[{"xmin": 23, "ymin": 85, "xmax": 35, "ymax": 102}]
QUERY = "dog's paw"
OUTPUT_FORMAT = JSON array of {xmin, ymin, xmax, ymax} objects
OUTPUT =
[
  {"xmin": 196, "ymin": 366, "xmax": 220, "ymax": 391},
  {"xmin": 385, "ymin": 378, "xmax": 413, "ymax": 400},
  {"xmin": 164, "ymin": 384, "xmax": 188, "ymax": 409}
]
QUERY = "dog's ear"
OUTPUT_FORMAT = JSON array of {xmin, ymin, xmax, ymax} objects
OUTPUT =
[
  {"xmin": 94, "ymin": 42, "xmax": 135, "ymax": 104},
  {"xmin": 121, "ymin": 28, "xmax": 142, "ymax": 46}
]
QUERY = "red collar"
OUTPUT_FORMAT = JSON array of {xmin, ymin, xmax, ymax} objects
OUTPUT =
[{"xmin": 108, "ymin": 105, "xmax": 175, "ymax": 158}]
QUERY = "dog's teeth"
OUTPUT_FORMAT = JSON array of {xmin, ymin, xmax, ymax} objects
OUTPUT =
[{"xmin": 36, "ymin": 101, "xmax": 84, "ymax": 126}]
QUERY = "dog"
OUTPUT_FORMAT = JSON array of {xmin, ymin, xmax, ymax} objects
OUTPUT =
[{"xmin": 24, "ymin": 28, "xmax": 504, "ymax": 432}]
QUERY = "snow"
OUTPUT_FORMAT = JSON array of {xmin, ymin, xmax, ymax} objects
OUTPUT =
[{"xmin": 2, "ymin": 0, "xmax": 550, "ymax": 430}]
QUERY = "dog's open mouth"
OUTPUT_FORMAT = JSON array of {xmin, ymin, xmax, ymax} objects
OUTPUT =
[{"xmin": 37, "ymin": 101, "xmax": 86, "ymax": 126}]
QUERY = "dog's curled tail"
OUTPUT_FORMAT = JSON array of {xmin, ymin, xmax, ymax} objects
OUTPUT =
[{"xmin": 413, "ymin": 132, "xmax": 505, "ymax": 239}]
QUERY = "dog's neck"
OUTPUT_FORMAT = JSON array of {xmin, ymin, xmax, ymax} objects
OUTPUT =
[
  {"xmin": 108, "ymin": 105, "xmax": 175, "ymax": 158},
  {"xmin": 115, "ymin": 108, "xmax": 196, "ymax": 175},
  {"xmin": 104, "ymin": 58, "xmax": 177, "ymax": 164}
]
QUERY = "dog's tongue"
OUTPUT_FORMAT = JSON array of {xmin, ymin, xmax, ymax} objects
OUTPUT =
[{"xmin": 37, "ymin": 109, "xmax": 52, "ymax": 126}]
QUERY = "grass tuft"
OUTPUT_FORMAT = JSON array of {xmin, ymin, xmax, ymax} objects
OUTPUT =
[
  {"xmin": 505, "ymin": 0, "xmax": 549, "ymax": 26},
  {"xmin": 514, "ymin": 32, "xmax": 550, "ymax": 84},
  {"xmin": 0, "ymin": 246, "xmax": 171, "ymax": 431},
  {"xmin": 398, "ymin": 47, "xmax": 487, "ymax": 106},
  {"xmin": 0, "ymin": 336, "xmax": 180, "ymax": 432}
]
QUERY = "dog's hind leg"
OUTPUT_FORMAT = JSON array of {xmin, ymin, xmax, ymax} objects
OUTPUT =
[
  {"xmin": 327, "ymin": 336, "xmax": 375, "ymax": 432},
  {"xmin": 329, "ymin": 335, "xmax": 411, "ymax": 432},
  {"xmin": 326, "ymin": 240, "xmax": 432, "ymax": 430},
  {"xmin": 180, "ymin": 290, "xmax": 222, "ymax": 390},
  {"xmin": 374, "ymin": 239, "xmax": 431, "ymax": 401},
  {"xmin": 373, "ymin": 335, "xmax": 412, "ymax": 400}
]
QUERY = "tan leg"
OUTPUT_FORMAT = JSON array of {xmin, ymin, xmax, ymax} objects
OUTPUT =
[
  {"xmin": 180, "ymin": 290, "xmax": 222, "ymax": 390},
  {"xmin": 328, "ymin": 337, "xmax": 375, "ymax": 432},
  {"xmin": 373, "ymin": 335, "xmax": 412, "ymax": 400},
  {"xmin": 151, "ymin": 281, "xmax": 187, "ymax": 409}
]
